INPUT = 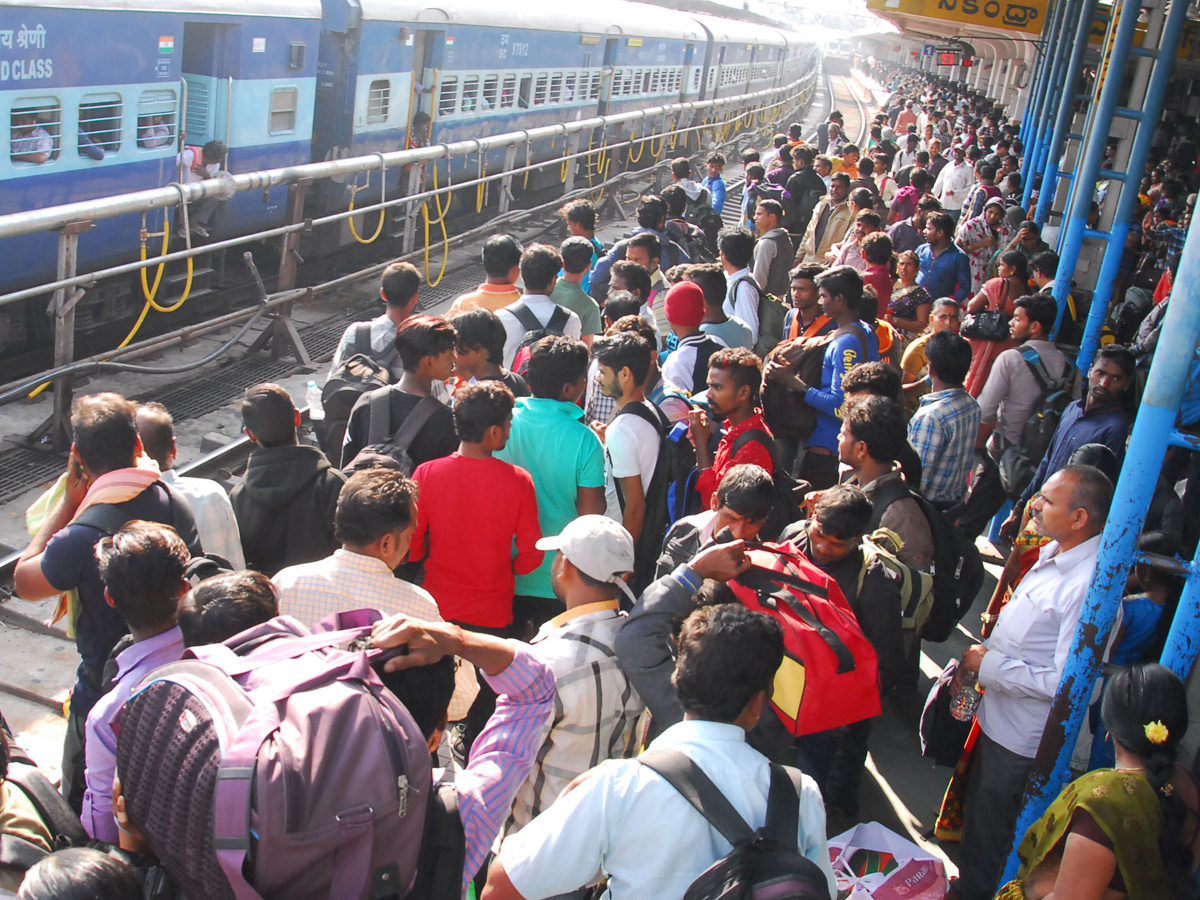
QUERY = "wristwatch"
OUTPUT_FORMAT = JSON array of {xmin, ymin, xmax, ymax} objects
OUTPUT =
[{"xmin": 980, "ymin": 612, "xmax": 998, "ymax": 625}]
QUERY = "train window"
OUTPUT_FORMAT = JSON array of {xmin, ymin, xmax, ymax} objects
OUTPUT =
[
  {"xmin": 462, "ymin": 76, "xmax": 479, "ymax": 113},
  {"xmin": 79, "ymin": 93, "xmax": 122, "ymax": 156},
  {"xmin": 483, "ymin": 75, "xmax": 499, "ymax": 110},
  {"xmin": 270, "ymin": 87, "xmax": 298, "ymax": 134},
  {"xmin": 564, "ymin": 73, "xmax": 576, "ymax": 102},
  {"xmin": 500, "ymin": 74, "xmax": 517, "ymax": 109},
  {"xmin": 366, "ymin": 79, "xmax": 390, "ymax": 124},
  {"xmin": 692, "ymin": 69, "xmax": 701, "ymax": 92},
  {"xmin": 438, "ymin": 76, "xmax": 458, "ymax": 117},
  {"xmin": 518, "ymin": 75, "xmax": 532, "ymax": 109},
  {"xmin": 649, "ymin": 70, "xmax": 660, "ymax": 94},
  {"xmin": 533, "ymin": 74, "xmax": 548, "ymax": 106},
  {"xmin": 549, "ymin": 73, "xmax": 562, "ymax": 105},
  {"xmin": 10, "ymin": 98, "xmax": 60, "ymax": 165},
  {"xmin": 137, "ymin": 90, "xmax": 177, "ymax": 150},
  {"xmin": 590, "ymin": 72, "xmax": 602, "ymax": 99}
]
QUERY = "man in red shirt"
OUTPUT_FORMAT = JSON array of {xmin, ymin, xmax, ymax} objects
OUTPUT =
[
  {"xmin": 410, "ymin": 380, "xmax": 543, "ymax": 633},
  {"xmin": 687, "ymin": 348, "xmax": 776, "ymax": 508}
]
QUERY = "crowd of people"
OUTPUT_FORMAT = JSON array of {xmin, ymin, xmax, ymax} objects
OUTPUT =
[{"xmin": 2, "ymin": 61, "xmax": 1199, "ymax": 900}]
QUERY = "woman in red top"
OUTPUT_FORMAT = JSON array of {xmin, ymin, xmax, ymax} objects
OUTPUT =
[{"xmin": 962, "ymin": 248, "xmax": 1029, "ymax": 396}]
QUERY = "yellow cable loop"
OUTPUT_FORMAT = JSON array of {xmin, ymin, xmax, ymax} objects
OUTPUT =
[
  {"xmin": 139, "ymin": 216, "xmax": 169, "ymax": 304},
  {"xmin": 522, "ymin": 139, "xmax": 533, "ymax": 190},
  {"xmin": 421, "ymin": 200, "xmax": 449, "ymax": 286},
  {"xmin": 626, "ymin": 127, "xmax": 645, "ymax": 164},
  {"xmin": 477, "ymin": 157, "xmax": 488, "ymax": 213},
  {"xmin": 648, "ymin": 130, "xmax": 664, "ymax": 159},
  {"xmin": 347, "ymin": 170, "xmax": 386, "ymax": 245}
]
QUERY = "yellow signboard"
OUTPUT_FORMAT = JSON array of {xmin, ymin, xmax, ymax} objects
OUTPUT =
[{"xmin": 866, "ymin": 0, "xmax": 1046, "ymax": 34}]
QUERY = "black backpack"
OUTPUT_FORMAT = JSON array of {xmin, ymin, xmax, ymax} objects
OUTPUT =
[
  {"xmin": 992, "ymin": 349, "xmax": 1080, "ymax": 500},
  {"xmin": 728, "ymin": 428, "xmax": 804, "ymax": 541},
  {"xmin": 507, "ymin": 301, "xmax": 571, "ymax": 378},
  {"xmin": 638, "ymin": 750, "xmax": 831, "ymax": 900},
  {"xmin": 867, "ymin": 479, "xmax": 984, "ymax": 642},
  {"xmin": 321, "ymin": 322, "xmax": 393, "ymax": 461},
  {"xmin": 612, "ymin": 401, "xmax": 673, "ymax": 595},
  {"xmin": 666, "ymin": 218, "xmax": 715, "ymax": 265},
  {"xmin": 0, "ymin": 746, "xmax": 88, "ymax": 875},
  {"xmin": 343, "ymin": 390, "xmax": 443, "ymax": 475}
]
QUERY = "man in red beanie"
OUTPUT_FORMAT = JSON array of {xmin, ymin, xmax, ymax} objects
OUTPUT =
[
  {"xmin": 661, "ymin": 281, "xmax": 725, "ymax": 394},
  {"xmin": 688, "ymin": 348, "xmax": 776, "ymax": 508}
]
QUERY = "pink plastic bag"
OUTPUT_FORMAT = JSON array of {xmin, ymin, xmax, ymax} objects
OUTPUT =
[{"xmin": 828, "ymin": 822, "xmax": 947, "ymax": 900}]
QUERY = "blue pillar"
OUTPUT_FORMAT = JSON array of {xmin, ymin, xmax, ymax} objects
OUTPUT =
[
  {"xmin": 1033, "ymin": 0, "xmax": 1098, "ymax": 226},
  {"xmin": 1026, "ymin": 0, "xmax": 1084, "ymax": 215},
  {"xmin": 1049, "ymin": 0, "xmax": 1142, "ymax": 344},
  {"xmin": 1021, "ymin": 0, "xmax": 1070, "ymax": 208},
  {"xmin": 1020, "ymin": 0, "xmax": 1063, "ymax": 149},
  {"xmin": 1074, "ymin": 0, "xmax": 1191, "ymax": 371},
  {"xmin": 1001, "ymin": 196, "xmax": 1200, "ymax": 888}
]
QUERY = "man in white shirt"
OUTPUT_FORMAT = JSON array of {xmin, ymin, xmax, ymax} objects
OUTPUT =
[
  {"xmin": 272, "ymin": 467, "xmax": 477, "ymax": 719},
  {"xmin": 592, "ymin": 331, "xmax": 666, "ymax": 587},
  {"xmin": 954, "ymin": 464, "xmax": 1112, "ymax": 900},
  {"xmin": 931, "ymin": 144, "xmax": 974, "ymax": 224},
  {"xmin": 496, "ymin": 244, "xmax": 583, "ymax": 369},
  {"xmin": 484, "ymin": 600, "xmax": 836, "ymax": 900},
  {"xmin": 718, "ymin": 227, "xmax": 761, "ymax": 341},
  {"xmin": 327, "ymin": 261, "xmax": 423, "ymax": 380},
  {"xmin": 135, "ymin": 402, "xmax": 245, "ymax": 569}
]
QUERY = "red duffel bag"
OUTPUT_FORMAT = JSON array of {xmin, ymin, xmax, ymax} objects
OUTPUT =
[{"xmin": 728, "ymin": 541, "xmax": 881, "ymax": 736}]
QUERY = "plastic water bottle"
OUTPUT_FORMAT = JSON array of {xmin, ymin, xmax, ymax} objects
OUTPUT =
[
  {"xmin": 306, "ymin": 380, "xmax": 324, "ymax": 421},
  {"xmin": 950, "ymin": 666, "xmax": 982, "ymax": 721}
]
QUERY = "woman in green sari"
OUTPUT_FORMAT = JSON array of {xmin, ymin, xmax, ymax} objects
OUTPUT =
[{"xmin": 996, "ymin": 663, "xmax": 1198, "ymax": 900}]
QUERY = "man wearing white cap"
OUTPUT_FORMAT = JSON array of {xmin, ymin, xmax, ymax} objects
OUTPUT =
[{"xmin": 504, "ymin": 515, "xmax": 644, "ymax": 836}]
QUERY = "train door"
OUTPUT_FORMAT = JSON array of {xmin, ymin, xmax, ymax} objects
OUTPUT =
[
  {"xmin": 712, "ymin": 46, "xmax": 726, "ymax": 100},
  {"xmin": 409, "ymin": 28, "xmax": 444, "ymax": 146},
  {"xmin": 181, "ymin": 22, "xmax": 241, "ymax": 170},
  {"xmin": 681, "ymin": 43, "xmax": 697, "ymax": 101},
  {"xmin": 597, "ymin": 37, "xmax": 619, "ymax": 117}
]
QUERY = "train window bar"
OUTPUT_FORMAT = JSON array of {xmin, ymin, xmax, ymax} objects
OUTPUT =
[
  {"xmin": 549, "ymin": 73, "xmax": 563, "ymax": 105},
  {"xmin": 137, "ymin": 89, "xmax": 177, "ymax": 150},
  {"xmin": 366, "ymin": 79, "xmax": 390, "ymax": 124},
  {"xmin": 10, "ymin": 98, "xmax": 60, "ymax": 165},
  {"xmin": 500, "ymin": 74, "xmax": 517, "ymax": 110},
  {"xmin": 438, "ymin": 77, "xmax": 459, "ymax": 118},
  {"xmin": 270, "ymin": 87, "xmax": 298, "ymax": 134},
  {"xmin": 564, "ymin": 73, "xmax": 576, "ymax": 103},
  {"xmin": 79, "ymin": 93, "xmax": 122, "ymax": 157},
  {"xmin": 462, "ymin": 76, "xmax": 480, "ymax": 113},
  {"xmin": 482, "ymin": 75, "xmax": 499, "ymax": 111}
]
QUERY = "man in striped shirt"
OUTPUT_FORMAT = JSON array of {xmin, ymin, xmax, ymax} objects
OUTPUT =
[{"xmin": 505, "ymin": 515, "xmax": 645, "ymax": 835}]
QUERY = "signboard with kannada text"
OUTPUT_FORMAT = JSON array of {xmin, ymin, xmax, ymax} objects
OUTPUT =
[{"xmin": 867, "ymin": 0, "xmax": 1045, "ymax": 35}]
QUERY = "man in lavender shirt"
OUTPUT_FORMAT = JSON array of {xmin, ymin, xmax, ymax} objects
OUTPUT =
[{"xmin": 82, "ymin": 521, "xmax": 190, "ymax": 842}]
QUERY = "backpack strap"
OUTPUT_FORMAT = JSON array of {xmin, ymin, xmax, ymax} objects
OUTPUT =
[
  {"xmin": 354, "ymin": 321, "xmax": 373, "ymax": 356},
  {"xmin": 730, "ymin": 427, "xmax": 776, "ymax": 459},
  {"xmin": 545, "ymin": 305, "xmax": 571, "ymax": 334},
  {"xmin": 4, "ymin": 763, "xmax": 89, "ymax": 846},
  {"xmin": 73, "ymin": 497, "xmax": 146, "ymax": 536},
  {"xmin": 638, "ymin": 749, "xmax": 755, "ymax": 846},
  {"xmin": 763, "ymin": 764, "xmax": 804, "ymax": 851},
  {"xmin": 408, "ymin": 781, "xmax": 465, "ymax": 900},
  {"xmin": 390, "ymin": 395, "xmax": 443, "ymax": 455},
  {"xmin": 507, "ymin": 301, "xmax": 542, "ymax": 335},
  {"xmin": 367, "ymin": 388, "xmax": 393, "ymax": 446}
]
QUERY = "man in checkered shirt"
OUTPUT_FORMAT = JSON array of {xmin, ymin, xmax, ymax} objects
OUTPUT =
[
  {"xmin": 907, "ymin": 330, "xmax": 981, "ymax": 504},
  {"xmin": 503, "ymin": 515, "xmax": 645, "ymax": 835}
]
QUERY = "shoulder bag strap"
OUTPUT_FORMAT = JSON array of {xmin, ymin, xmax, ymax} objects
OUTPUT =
[
  {"xmin": 865, "ymin": 477, "xmax": 914, "ymax": 531},
  {"xmin": 0, "ymin": 833, "xmax": 48, "ymax": 871},
  {"xmin": 367, "ymin": 387, "xmax": 392, "ymax": 446},
  {"xmin": 763, "ymin": 764, "xmax": 804, "ymax": 850},
  {"xmin": 4, "ymin": 764, "xmax": 90, "ymax": 845},
  {"xmin": 354, "ymin": 321, "xmax": 373, "ymax": 356},
  {"xmin": 639, "ymin": 749, "xmax": 755, "ymax": 846},
  {"xmin": 391, "ymin": 395, "xmax": 443, "ymax": 454},
  {"xmin": 1019, "ymin": 349, "xmax": 1053, "ymax": 393}
]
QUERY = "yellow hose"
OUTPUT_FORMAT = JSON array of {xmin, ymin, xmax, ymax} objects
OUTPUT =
[
  {"xmin": 477, "ymin": 159, "xmax": 488, "ymax": 212},
  {"xmin": 421, "ymin": 200, "xmax": 448, "ymax": 286},
  {"xmin": 626, "ymin": 127, "xmax": 645, "ymax": 164}
]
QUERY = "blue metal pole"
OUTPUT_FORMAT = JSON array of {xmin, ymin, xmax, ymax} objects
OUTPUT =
[
  {"xmin": 1049, "ymin": 0, "xmax": 1142, "ymax": 344},
  {"xmin": 1022, "ymin": 0, "xmax": 1070, "ymax": 208},
  {"xmin": 1033, "ymin": 0, "xmax": 1098, "ymax": 227},
  {"xmin": 1000, "ymin": 203, "xmax": 1200, "ymax": 888},
  {"xmin": 1020, "ymin": 0, "xmax": 1064, "ymax": 152},
  {"xmin": 1160, "ymin": 560, "xmax": 1200, "ymax": 678},
  {"xmin": 1074, "ymin": 0, "xmax": 1191, "ymax": 370}
]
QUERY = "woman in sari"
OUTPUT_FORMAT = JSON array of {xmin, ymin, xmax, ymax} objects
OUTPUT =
[
  {"xmin": 957, "ymin": 198, "xmax": 1015, "ymax": 294},
  {"xmin": 963, "ymin": 249, "xmax": 1029, "ymax": 396},
  {"xmin": 888, "ymin": 250, "xmax": 932, "ymax": 339},
  {"xmin": 995, "ymin": 662, "xmax": 1199, "ymax": 900}
]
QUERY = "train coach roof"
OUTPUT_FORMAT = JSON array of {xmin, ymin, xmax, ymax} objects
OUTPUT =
[
  {"xmin": 688, "ymin": 11, "xmax": 788, "ymax": 46},
  {"xmin": 355, "ymin": 0, "xmax": 704, "ymax": 40},
  {"xmin": 0, "ymin": 0, "xmax": 321, "ymax": 16}
]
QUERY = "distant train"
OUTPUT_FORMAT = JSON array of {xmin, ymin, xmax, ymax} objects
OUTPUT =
[{"xmin": 0, "ymin": 0, "xmax": 818, "ymax": 355}]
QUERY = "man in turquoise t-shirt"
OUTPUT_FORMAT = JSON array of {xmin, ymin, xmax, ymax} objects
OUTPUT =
[{"xmin": 497, "ymin": 335, "xmax": 608, "ymax": 634}]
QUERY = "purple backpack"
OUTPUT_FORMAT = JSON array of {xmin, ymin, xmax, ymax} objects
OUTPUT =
[{"xmin": 115, "ymin": 610, "xmax": 434, "ymax": 900}]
